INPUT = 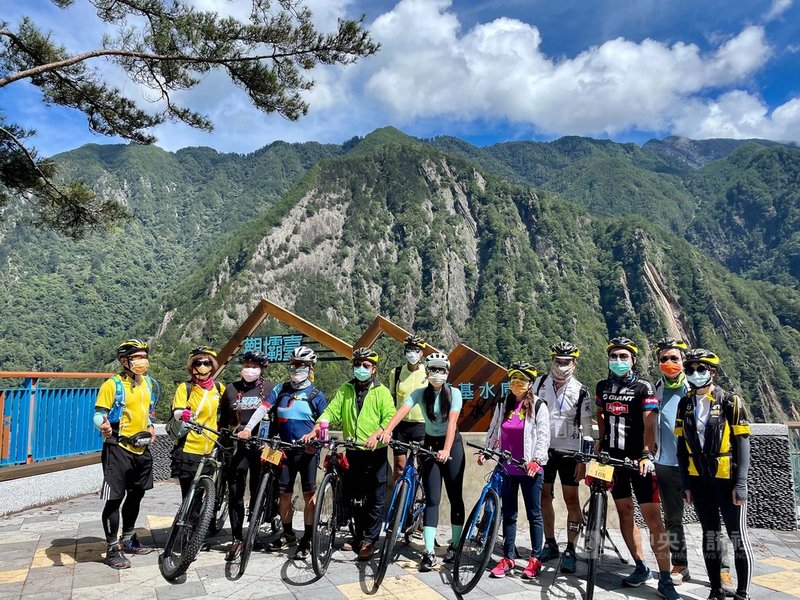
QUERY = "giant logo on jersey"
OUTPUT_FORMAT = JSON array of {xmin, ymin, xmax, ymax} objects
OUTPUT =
[{"xmin": 606, "ymin": 401, "xmax": 629, "ymax": 416}]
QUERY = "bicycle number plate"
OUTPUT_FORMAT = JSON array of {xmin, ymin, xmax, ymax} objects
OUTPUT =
[
  {"xmin": 587, "ymin": 460, "xmax": 614, "ymax": 482},
  {"xmin": 262, "ymin": 448, "xmax": 282, "ymax": 465}
]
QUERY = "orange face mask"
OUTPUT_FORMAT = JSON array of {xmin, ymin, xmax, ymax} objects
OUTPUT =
[{"xmin": 659, "ymin": 362, "xmax": 682, "ymax": 378}]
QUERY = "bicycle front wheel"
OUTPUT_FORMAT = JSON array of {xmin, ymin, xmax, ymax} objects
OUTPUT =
[
  {"xmin": 209, "ymin": 472, "xmax": 229, "ymax": 534},
  {"xmin": 452, "ymin": 487, "xmax": 501, "ymax": 595},
  {"xmin": 239, "ymin": 471, "xmax": 274, "ymax": 577},
  {"xmin": 311, "ymin": 473, "xmax": 337, "ymax": 577},
  {"xmin": 375, "ymin": 480, "xmax": 408, "ymax": 588},
  {"xmin": 159, "ymin": 477, "xmax": 215, "ymax": 581},
  {"xmin": 584, "ymin": 491, "xmax": 605, "ymax": 600}
]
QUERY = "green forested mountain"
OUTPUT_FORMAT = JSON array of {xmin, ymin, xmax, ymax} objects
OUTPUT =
[
  {"xmin": 127, "ymin": 128, "xmax": 800, "ymax": 422},
  {"xmin": 1, "ymin": 128, "xmax": 798, "ymax": 423},
  {"xmin": 0, "ymin": 141, "xmax": 340, "ymax": 370}
]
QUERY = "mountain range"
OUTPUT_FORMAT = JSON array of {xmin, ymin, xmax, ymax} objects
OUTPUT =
[{"xmin": 0, "ymin": 127, "xmax": 798, "ymax": 422}]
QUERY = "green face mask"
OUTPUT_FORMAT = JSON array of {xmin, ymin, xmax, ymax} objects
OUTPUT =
[
  {"xmin": 608, "ymin": 360, "xmax": 632, "ymax": 376},
  {"xmin": 353, "ymin": 366, "xmax": 371, "ymax": 381}
]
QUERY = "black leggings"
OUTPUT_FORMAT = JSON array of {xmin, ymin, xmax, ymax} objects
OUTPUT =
[
  {"xmin": 420, "ymin": 433, "xmax": 465, "ymax": 528},
  {"xmin": 101, "ymin": 488, "xmax": 145, "ymax": 546},
  {"xmin": 688, "ymin": 476, "xmax": 753, "ymax": 596},
  {"xmin": 227, "ymin": 448, "xmax": 263, "ymax": 540}
]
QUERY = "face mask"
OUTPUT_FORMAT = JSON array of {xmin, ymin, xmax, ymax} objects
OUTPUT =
[
  {"xmin": 291, "ymin": 367, "xmax": 310, "ymax": 383},
  {"xmin": 241, "ymin": 367, "xmax": 261, "ymax": 382},
  {"xmin": 551, "ymin": 362, "xmax": 575, "ymax": 382},
  {"xmin": 659, "ymin": 362, "xmax": 683, "ymax": 379},
  {"xmin": 129, "ymin": 358, "xmax": 149, "ymax": 375},
  {"xmin": 428, "ymin": 373, "xmax": 447, "ymax": 386},
  {"xmin": 608, "ymin": 360, "xmax": 632, "ymax": 377},
  {"xmin": 405, "ymin": 349, "xmax": 422, "ymax": 365},
  {"xmin": 509, "ymin": 379, "xmax": 530, "ymax": 396},
  {"xmin": 193, "ymin": 365, "xmax": 213, "ymax": 377},
  {"xmin": 686, "ymin": 371, "xmax": 712, "ymax": 388},
  {"xmin": 353, "ymin": 366, "xmax": 372, "ymax": 382}
]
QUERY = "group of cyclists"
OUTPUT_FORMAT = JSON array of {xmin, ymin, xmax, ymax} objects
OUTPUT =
[{"xmin": 94, "ymin": 333, "xmax": 753, "ymax": 600}]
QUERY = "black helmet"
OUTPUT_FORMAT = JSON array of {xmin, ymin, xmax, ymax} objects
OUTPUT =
[
  {"xmin": 240, "ymin": 350, "xmax": 267, "ymax": 366},
  {"xmin": 508, "ymin": 361, "xmax": 537, "ymax": 381},
  {"xmin": 404, "ymin": 335, "xmax": 428, "ymax": 350},
  {"xmin": 352, "ymin": 347, "xmax": 379, "ymax": 365},
  {"xmin": 684, "ymin": 348, "xmax": 720, "ymax": 368},
  {"xmin": 654, "ymin": 337, "xmax": 688, "ymax": 354},
  {"xmin": 190, "ymin": 346, "xmax": 218, "ymax": 358},
  {"xmin": 117, "ymin": 339, "xmax": 148, "ymax": 359},
  {"xmin": 606, "ymin": 336, "xmax": 639, "ymax": 356},
  {"xmin": 550, "ymin": 341, "xmax": 580, "ymax": 359}
]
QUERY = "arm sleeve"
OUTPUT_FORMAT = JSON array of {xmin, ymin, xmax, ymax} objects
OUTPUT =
[
  {"xmin": 93, "ymin": 407, "xmax": 109, "ymax": 429},
  {"xmin": 579, "ymin": 386, "xmax": 597, "ymax": 439},
  {"xmin": 534, "ymin": 401, "xmax": 550, "ymax": 464},
  {"xmin": 485, "ymin": 404, "xmax": 501, "ymax": 451},
  {"xmin": 218, "ymin": 387, "xmax": 234, "ymax": 429},
  {"xmin": 674, "ymin": 397, "xmax": 690, "ymax": 491},
  {"xmin": 243, "ymin": 405, "xmax": 269, "ymax": 432},
  {"xmin": 729, "ymin": 394, "xmax": 751, "ymax": 499}
]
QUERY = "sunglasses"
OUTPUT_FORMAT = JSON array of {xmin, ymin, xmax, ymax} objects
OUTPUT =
[
  {"xmin": 353, "ymin": 361, "xmax": 374, "ymax": 369},
  {"xmin": 193, "ymin": 359, "xmax": 213, "ymax": 367},
  {"xmin": 685, "ymin": 365, "xmax": 709, "ymax": 375},
  {"xmin": 659, "ymin": 356, "xmax": 681, "ymax": 363},
  {"xmin": 427, "ymin": 367, "xmax": 448, "ymax": 374},
  {"xmin": 608, "ymin": 353, "xmax": 630, "ymax": 360}
]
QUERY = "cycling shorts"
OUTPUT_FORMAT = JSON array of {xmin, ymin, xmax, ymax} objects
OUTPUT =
[
  {"xmin": 278, "ymin": 449, "xmax": 319, "ymax": 493},
  {"xmin": 611, "ymin": 468, "xmax": 660, "ymax": 504},
  {"xmin": 100, "ymin": 442, "xmax": 153, "ymax": 501},
  {"xmin": 543, "ymin": 449, "xmax": 580, "ymax": 488}
]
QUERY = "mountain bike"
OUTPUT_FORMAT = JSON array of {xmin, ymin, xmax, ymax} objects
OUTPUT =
[
  {"xmin": 309, "ymin": 438, "xmax": 364, "ymax": 577},
  {"xmin": 374, "ymin": 439, "xmax": 438, "ymax": 588},
  {"xmin": 208, "ymin": 451, "xmax": 230, "ymax": 535},
  {"xmin": 159, "ymin": 421, "xmax": 234, "ymax": 581},
  {"xmin": 451, "ymin": 442, "xmax": 528, "ymax": 595},
  {"xmin": 237, "ymin": 436, "xmax": 300, "ymax": 577},
  {"xmin": 556, "ymin": 446, "xmax": 639, "ymax": 600}
]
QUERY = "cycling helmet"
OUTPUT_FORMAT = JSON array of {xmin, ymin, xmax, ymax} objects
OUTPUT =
[
  {"xmin": 654, "ymin": 337, "xmax": 688, "ymax": 354},
  {"xmin": 684, "ymin": 348, "xmax": 720, "ymax": 368},
  {"xmin": 425, "ymin": 352, "xmax": 450, "ymax": 370},
  {"xmin": 352, "ymin": 347, "xmax": 379, "ymax": 365},
  {"xmin": 290, "ymin": 346, "xmax": 318, "ymax": 365},
  {"xmin": 550, "ymin": 341, "xmax": 580, "ymax": 359},
  {"xmin": 190, "ymin": 346, "xmax": 218, "ymax": 358},
  {"xmin": 606, "ymin": 336, "xmax": 639, "ymax": 356},
  {"xmin": 404, "ymin": 335, "xmax": 428, "ymax": 350},
  {"xmin": 240, "ymin": 350, "xmax": 267, "ymax": 366},
  {"xmin": 508, "ymin": 361, "xmax": 537, "ymax": 380},
  {"xmin": 117, "ymin": 338, "xmax": 149, "ymax": 359}
]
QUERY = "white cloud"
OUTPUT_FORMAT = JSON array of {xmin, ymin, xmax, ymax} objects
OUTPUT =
[{"xmin": 763, "ymin": 0, "xmax": 793, "ymax": 22}]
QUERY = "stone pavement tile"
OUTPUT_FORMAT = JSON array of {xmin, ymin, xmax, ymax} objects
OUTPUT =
[
  {"xmin": 199, "ymin": 572, "xmax": 262, "ymax": 598},
  {"xmin": 71, "ymin": 582, "xmax": 156, "ymax": 600},
  {"xmin": 752, "ymin": 569, "xmax": 800, "ymax": 594},
  {"xmin": 119, "ymin": 563, "xmax": 166, "ymax": 587},
  {"xmin": 20, "ymin": 520, "xmax": 78, "ymax": 534},
  {"xmin": 0, "ymin": 569, "xmax": 27, "ymax": 585},
  {"xmin": 31, "ymin": 542, "xmax": 78, "ymax": 568},
  {"xmin": 760, "ymin": 556, "xmax": 800, "ymax": 570},
  {"xmin": 226, "ymin": 578, "xmax": 293, "ymax": 599},
  {"xmin": 473, "ymin": 572, "xmax": 527, "ymax": 596},
  {"xmin": 0, "ymin": 581, "xmax": 23, "ymax": 600},
  {"xmin": 20, "ymin": 565, "xmax": 73, "ymax": 597},
  {"xmin": 0, "ymin": 531, "xmax": 40, "ymax": 545},
  {"xmin": 71, "ymin": 560, "xmax": 120, "ymax": 588},
  {"xmin": 23, "ymin": 514, "xmax": 59, "ymax": 524},
  {"xmin": 155, "ymin": 580, "xmax": 207, "ymax": 600}
]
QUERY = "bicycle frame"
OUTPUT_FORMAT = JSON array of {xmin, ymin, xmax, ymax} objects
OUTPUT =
[{"xmin": 383, "ymin": 442, "xmax": 430, "ymax": 536}]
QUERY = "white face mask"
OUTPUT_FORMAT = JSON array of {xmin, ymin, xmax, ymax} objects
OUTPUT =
[
  {"xmin": 428, "ymin": 373, "xmax": 447, "ymax": 386},
  {"xmin": 405, "ymin": 349, "xmax": 422, "ymax": 365},
  {"xmin": 551, "ymin": 362, "xmax": 575, "ymax": 382},
  {"xmin": 241, "ymin": 367, "xmax": 261, "ymax": 382},
  {"xmin": 291, "ymin": 367, "xmax": 310, "ymax": 384},
  {"xmin": 686, "ymin": 371, "xmax": 712, "ymax": 388}
]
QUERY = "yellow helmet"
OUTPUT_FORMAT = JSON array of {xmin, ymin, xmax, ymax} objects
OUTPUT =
[
  {"xmin": 684, "ymin": 348, "xmax": 720, "ymax": 367},
  {"xmin": 508, "ymin": 361, "xmax": 537, "ymax": 381},
  {"xmin": 606, "ymin": 336, "xmax": 639, "ymax": 356},
  {"xmin": 654, "ymin": 337, "xmax": 688, "ymax": 354},
  {"xmin": 352, "ymin": 347, "xmax": 379, "ymax": 365},
  {"xmin": 550, "ymin": 341, "xmax": 580, "ymax": 359}
]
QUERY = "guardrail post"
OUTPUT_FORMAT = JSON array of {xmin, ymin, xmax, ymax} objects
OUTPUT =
[{"xmin": 24, "ymin": 377, "xmax": 37, "ymax": 464}]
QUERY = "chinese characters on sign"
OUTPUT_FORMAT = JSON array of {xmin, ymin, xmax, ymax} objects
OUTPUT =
[
  {"xmin": 459, "ymin": 381, "xmax": 510, "ymax": 401},
  {"xmin": 243, "ymin": 334, "xmax": 303, "ymax": 362}
]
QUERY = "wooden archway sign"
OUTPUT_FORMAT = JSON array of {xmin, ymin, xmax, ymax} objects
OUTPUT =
[{"xmin": 215, "ymin": 300, "xmax": 507, "ymax": 431}]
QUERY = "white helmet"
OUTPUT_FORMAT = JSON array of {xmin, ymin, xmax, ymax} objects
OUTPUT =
[
  {"xmin": 425, "ymin": 352, "xmax": 450, "ymax": 370},
  {"xmin": 290, "ymin": 346, "xmax": 317, "ymax": 364}
]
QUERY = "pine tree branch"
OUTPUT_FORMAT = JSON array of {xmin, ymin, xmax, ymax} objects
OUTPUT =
[{"xmin": 0, "ymin": 124, "xmax": 65, "ymax": 201}]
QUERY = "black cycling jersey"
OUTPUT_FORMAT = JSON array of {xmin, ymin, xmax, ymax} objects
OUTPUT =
[
  {"xmin": 219, "ymin": 378, "xmax": 274, "ymax": 431},
  {"xmin": 595, "ymin": 376, "xmax": 658, "ymax": 460}
]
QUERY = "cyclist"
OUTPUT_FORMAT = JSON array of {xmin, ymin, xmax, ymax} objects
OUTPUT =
[
  {"xmin": 239, "ymin": 346, "xmax": 327, "ymax": 558},
  {"xmin": 596, "ymin": 336, "xmax": 681, "ymax": 600},
  {"xmin": 302, "ymin": 347, "xmax": 396, "ymax": 561},
  {"xmin": 482, "ymin": 361, "xmax": 549, "ymax": 580},
  {"xmin": 536, "ymin": 341, "xmax": 594, "ymax": 573},
  {"xmin": 95, "ymin": 339, "xmax": 158, "ymax": 569},
  {"xmin": 675, "ymin": 349, "xmax": 753, "ymax": 600},
  {"xmin": 169, "ymin": 346, "xmax": 225, "ymax": 499},
  {"xmin": 388, "ymin": 335, "xmax": 429, "ymax": 482},
  {"xmin": 218, "ymin": 350, "xmax": 274, "ymax": 562},
  {"xmin": 374, "ymin": 352, "xmax": 465, "ymax": 572}
]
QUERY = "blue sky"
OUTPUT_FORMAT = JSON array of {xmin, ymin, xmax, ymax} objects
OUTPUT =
[{"xmin": 2, "ymin": 0, "xmax": 799, "ymax": 157}]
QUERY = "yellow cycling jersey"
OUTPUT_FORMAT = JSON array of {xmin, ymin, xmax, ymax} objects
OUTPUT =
[
  {"xmin": 389, "ymin": 364, "xmax": 427, "ymax": 423},
  {"xmin": 96, "ymin": 375, "xmax": 154, "ymax": 455},
  {"xmin": 172, "ymin": 381, "xmax": 225, "ymax": 455}
]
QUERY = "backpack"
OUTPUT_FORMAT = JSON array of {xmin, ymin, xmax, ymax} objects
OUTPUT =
[
  {"xmin": 391, "ymin": 365, "xmax": 403, "ymax": 402},
  {"xmin": 267, "ymin": 383, "xmax": 322, "ymax": 437},
  {"xmin": 108, "ymin": 374, "xmax": 160, "ymax": 425},
  {"xmin": 167, "ymin": 381, "xmax": 222, "ymax": 443}
]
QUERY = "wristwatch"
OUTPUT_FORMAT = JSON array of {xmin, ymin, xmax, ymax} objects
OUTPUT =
[{"xmin": 641, "ymin": 451, "xmax": 654, "ymax": 461}]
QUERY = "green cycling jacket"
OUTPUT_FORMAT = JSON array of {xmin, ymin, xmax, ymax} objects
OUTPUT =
[{"xmin": 318, "ymin": 379, "xmax": 396, "ymax": 446}]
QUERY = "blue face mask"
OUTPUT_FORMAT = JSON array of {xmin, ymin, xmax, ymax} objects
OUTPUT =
[
  {"xmin": 686, "ymin": 372, "xmax": 712, "ymax": 388},
  {"xmin": 608, "ymin": 360, "xmax": 632, "ymax": 376},
  {"xmin": 353, "ymin": 366, "xmax": 372, "ymax": 382}
]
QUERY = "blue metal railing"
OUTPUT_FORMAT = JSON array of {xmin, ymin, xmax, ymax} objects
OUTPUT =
[{"xmin": 1, "ymin": 376, "xmax": 106, "ymax": 466}]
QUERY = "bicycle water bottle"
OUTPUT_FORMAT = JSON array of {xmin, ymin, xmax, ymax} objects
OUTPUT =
[
  {"xmin": 319, "ymin": 419, "xmax": 329, "ymax": 441},
  {"xmin": 582, "ymin": 435, "xmax": 595, "ymax": 455}
]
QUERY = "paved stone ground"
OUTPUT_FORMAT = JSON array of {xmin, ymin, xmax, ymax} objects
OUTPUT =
[{"xmin": 0, "ymin": 480, "xmax": 798, "ymax": 600}]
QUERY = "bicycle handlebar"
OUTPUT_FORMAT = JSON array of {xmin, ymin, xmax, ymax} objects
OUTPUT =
[
  {"xmin": 186, "ymin": 420, "xmax": 234, "ymax": 451},
  {"xmin": 555, "ymin": 448, "xmax": 639, "ymax": 471},
  {"xmin": 301, "ymin": 437, "xmax": 365, "ymax": 451},
  {"xmin": 387, "ymin": 439, "xmax": 439, "ymax": 459},
  {"xmin": 466, "ymin": 441, "xmax": 528, "ymax": 470}
]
